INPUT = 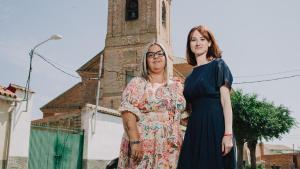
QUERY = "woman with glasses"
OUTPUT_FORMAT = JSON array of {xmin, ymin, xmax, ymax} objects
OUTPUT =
[
  {"xmin": 117, "ymin": 42, "xmax": 186, "ymax": 169},
  {"xmin": 177, "ymin": 25, "xmax": 236, "ymax": 169}
]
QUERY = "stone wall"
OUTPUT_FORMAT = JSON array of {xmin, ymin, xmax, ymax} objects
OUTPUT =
[
  {"xmin": 101, "ymin": 0, "xmax": 174, "ymax": 110},
  {"xmin": 7, "ymin": 157, "xmax": 28, "ymax": 169},
  {"xmin": 82, "ymin": 159, "xmax": 110, "ymax": 169}
]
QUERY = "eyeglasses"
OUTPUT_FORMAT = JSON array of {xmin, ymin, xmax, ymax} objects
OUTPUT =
[{"xmin": 146, "ymin": 50, "xmax": 165, "ymax": 59}]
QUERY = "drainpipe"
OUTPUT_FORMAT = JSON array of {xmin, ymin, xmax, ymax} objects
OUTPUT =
[{"xmin": 90, "ymin": 54, "xmax": 103, "ymax": 134}]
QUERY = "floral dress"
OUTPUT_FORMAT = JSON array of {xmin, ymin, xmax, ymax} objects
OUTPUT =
[{"xmin": 118, "ymin": 77, "xmax": 186, "ymax": 169}]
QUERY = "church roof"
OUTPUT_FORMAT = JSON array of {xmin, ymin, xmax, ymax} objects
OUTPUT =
[
  {"xmin": 40, "ymin": 82, "xmax": 84, "ymax": 111},
  {"xmin": 174, "ymin": 65, "xmax": 192, "ymax": 77},
  {"xmin": 77, "ymin": 50, "xmax": 103, "ymax": 73}
]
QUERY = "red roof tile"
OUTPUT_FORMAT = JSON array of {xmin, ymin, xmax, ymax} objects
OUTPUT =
[
  {"xmin": 0, "ymin": 85, "xmax": 16, "ymax": 99},
  {"xmin": 8, "ymin": 84, "xmax": 34, "ymax": 93}
]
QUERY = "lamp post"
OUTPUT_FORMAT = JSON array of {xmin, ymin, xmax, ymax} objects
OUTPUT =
[{"xmin": 24, "ymin": 34, "xmax": 62, "ymax": 111}]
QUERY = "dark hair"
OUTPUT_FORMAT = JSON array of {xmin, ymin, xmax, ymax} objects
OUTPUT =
[{"xmin": 186, "ymin": 25, "xmax": 222, "ymax": 66}]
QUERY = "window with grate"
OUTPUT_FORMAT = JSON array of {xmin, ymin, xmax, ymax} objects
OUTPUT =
[
  {"xmin": 162, "ymin": 1, "xmax": 166, "ymax": 27},
  {"xmin": 126, "ymin": 0, "xmax": 139, "ymax": 21}
]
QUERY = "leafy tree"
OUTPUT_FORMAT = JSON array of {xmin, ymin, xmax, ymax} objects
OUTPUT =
[
  {"xmin": 231, "ymin": 89, "xmax": 296, "ymax": 169},
  {"xmin": 231, "ymin": 90, "xmax": 259, "ymax": 168}
]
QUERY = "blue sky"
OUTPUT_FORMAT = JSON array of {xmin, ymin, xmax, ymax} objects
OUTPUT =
[{"xmin": 1, "ymin": 0, "xmax": 299, "ymax": 148}]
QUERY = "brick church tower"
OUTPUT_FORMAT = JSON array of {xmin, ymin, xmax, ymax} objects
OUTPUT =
[
  {"xmin": 101, "ymin": 0, "xmax": 174, "ymax": 109},
  {"xmin": 40, "ymin": 0, "xmax": 188, "ymax": 117}
]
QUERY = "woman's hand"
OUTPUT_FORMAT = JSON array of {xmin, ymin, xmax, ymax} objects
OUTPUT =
[
  {"xmin": 130, "ymin": 142, "xmax": 144, "ymax": 162},
  {"xmin": 222, "ymin": 135, "xmax": 233, "ymax": 156}
]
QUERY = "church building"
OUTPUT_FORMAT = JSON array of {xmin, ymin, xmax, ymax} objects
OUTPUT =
[{"xmin": 40, "ymin": 0, "xmax": 191, "ymax": 118}]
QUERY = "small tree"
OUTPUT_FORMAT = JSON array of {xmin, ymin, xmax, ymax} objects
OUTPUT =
[
  {"xmin": 231, "ymin": 90, "xmax": 260, "ymax": 169},
  {"xmin": 246, "ymin": 100, "xmax": 296, "ymax": 169},
  {"xmin": 231, "ymin": 90, "xmax": 296, "ymax": 169}
]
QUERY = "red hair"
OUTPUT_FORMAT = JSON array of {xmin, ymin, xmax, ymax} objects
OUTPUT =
[{"xmin": 186, "ymin": 25, "xmax": 222, "ymax": 66}]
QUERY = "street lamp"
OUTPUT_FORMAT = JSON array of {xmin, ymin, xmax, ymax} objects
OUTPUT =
[
  {"xmin": 24, "ymin": 34, "xmax": 63, "ymax": 111},
  {"xmin": 32, "ymin": 34, "xmax": 62, "ymax": 50}
]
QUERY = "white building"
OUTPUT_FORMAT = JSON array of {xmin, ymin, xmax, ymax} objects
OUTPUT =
[
  {"xmin": 81, "ymin": 104, "xmax": 123, "ymax": 168},
  {"xmin": 0, "ymin": 84, "xmax": 34, "ymax": 169}
]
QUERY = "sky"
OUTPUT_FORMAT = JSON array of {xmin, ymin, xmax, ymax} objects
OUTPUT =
[{"xmin": 1, "ymin": 0, "xmax": 299, "ymax": 149}]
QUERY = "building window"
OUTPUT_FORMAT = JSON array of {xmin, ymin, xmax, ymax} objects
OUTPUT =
[
  {"xmin": 126, "ymin": 70, "xmax": 134, "ymax": 85},
  {"xmin": 126, "ymin": 0, "xmax": 139, "ymax": 21},
  {"xmin": 162, "ymin": 1, "xmax": 166, "ymax": 27}
]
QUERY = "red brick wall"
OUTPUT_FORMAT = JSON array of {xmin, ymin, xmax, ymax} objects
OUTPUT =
[
  {"xmin": 41, "ymin": 80, "xmax": 98, "ymax": 117},
  {"xmin": 262, "ymin": 154, "xmax": 300, "ymax": 169},
  {"xmin": 296, "ymin": 154, "xmax": 300, "ymax": 169}
]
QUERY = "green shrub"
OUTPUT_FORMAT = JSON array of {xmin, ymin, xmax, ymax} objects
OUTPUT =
[{"xmin": 244, "ymin": 164, "xmax": 265, "ymax": 169}]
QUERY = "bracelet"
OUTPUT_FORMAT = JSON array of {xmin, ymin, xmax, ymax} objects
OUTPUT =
[
  {"xmin": 224, "ymin": 133, "xmax": 233, "ymax": 137},
  {"xmin": 130, "ymin": 140, "xmax": 141, "ymax": 145}
]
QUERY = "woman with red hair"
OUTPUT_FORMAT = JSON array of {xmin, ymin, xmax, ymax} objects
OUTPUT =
[{"xmin": 177, "ymin": 25, "xmax": 236, "ymax": 169}]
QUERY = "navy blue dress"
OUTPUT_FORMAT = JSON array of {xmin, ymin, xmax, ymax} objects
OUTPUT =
[{"xmin": 177, "ymin": 58, "xmax": 236, "ymax": 169}]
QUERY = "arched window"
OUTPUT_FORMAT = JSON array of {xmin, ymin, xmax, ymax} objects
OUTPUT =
[
  {"xmin": 162, "ymin": 1, "xmax": 166, "ymax": 27},
  {"xmin": 126, "ymin": 0, "xmax": 139, "ymax": 21}
]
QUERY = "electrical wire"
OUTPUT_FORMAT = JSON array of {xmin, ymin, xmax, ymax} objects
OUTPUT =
[
  {"xmin": 34, "ymin": 52, "xmax": 80, "ymax": 78},
  {"xmin": 234, "ymin": 69, "xmax": 300, "ymax": 78},
  {"xmin": 104, "ymin": 68, "xmax": 300, "ymax": 84},
  {"xmin": 27, "ymin": 51, "xmax": 300, "ymax": 84},
  {"xmin": 233, "ymin": 74, "xmax": 300, "ymax": 84}
]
